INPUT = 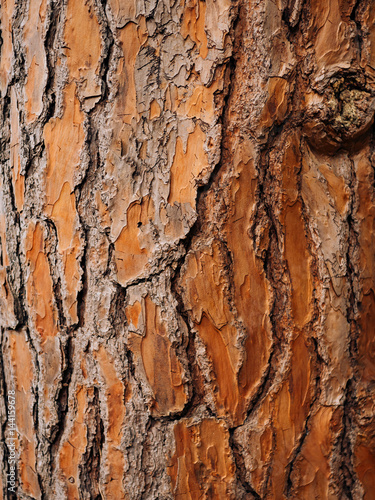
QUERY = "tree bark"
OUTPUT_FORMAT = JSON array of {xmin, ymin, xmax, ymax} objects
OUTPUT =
[{"xmin": 0, "ymin": 0, "xmax": 374, "ymax": 498}]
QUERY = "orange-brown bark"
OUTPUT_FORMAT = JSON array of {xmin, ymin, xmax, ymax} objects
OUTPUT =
[{"xmin": 1, "ymin": 0, "xmax": 375, "ymax": 498}]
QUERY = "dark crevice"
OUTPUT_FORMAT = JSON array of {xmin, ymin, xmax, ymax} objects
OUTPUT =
[
  {"xmin": 27, "ymin": 325, "xmax": 46, "ymax": 500},
  {"xmin": 104, "ymin": 242, "xmax": 114, "ymax": 277},
  {"xmin": 45, "ymin": 219, "xmax": 67, "ymax": 329},
  {"xmin": 125, "ymin": 348, "xmax": 136, "ymax": 381},
  {"xmin": 229, "ymin": 434, "xmax": 261, "ymax": 499},
  {"xmin": 282, "ymin": 0, "xmax": 304, "ymax": 30},
  {"xmin": 0, "ymin": 328, "xmax": 16, "ymax": 500},
  {"xmin": 75, "ymin": 96, "xmax": 104, "ymax": 334},
  {"xmin": 74, "ymin": 120, "xmax": 97, "ymax": 200},
  {"xmin": 107, "ymin": 283, "xmax": 127, "ymax": 338},
  {"xmin": 79, "ymin": 387, "xmax": 104, "ymax": 500},
  {"xmin": 53, "ymin": 276, "xmax": 67, "ymax": 330},
  {"xmin": 285, "ymin": 369, "xmax": 320, "ymax": 495},
  {"xmin": 1, "ymin": 164, "xmax": 26, "ymax": 328},
  {"xmin": 107, "ymin": 288, "xmax": 142, "ymax": 414},
  {"xmin": 94, "ymin": 0, "xmax": 117, "ymax": 104},
  {"xmin": 339, "ymin": 380, "xmax": 355, "ymax": 500},
  {"xmin": 245, "ymin": 342, "xmax": 278, "ymax": 419},
  {"xmin": 117, "ymin": 256, "xmax": 185, "ymax": 291},
  {"xmin": 50, "ymin": 335, "xmax": 74, "ymax": 469},
  {"xmin": 76, "ymin": 223, "xmax": 89, "ymax": 329},
  {"xmin": 350, "ymin": 0, "xmax": 363, "ymax": 58},
  {"xmin": 336, "ymin": 152, "xmax": 362, "ymax": 497},
  {"xmin": 40, "ymin": 0, "xmax": 63, "ymax": 125}
]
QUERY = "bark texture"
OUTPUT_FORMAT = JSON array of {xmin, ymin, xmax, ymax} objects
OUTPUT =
[{"xmin": 0, "ymin": 0, "xmax": 375, "ymax": 498}]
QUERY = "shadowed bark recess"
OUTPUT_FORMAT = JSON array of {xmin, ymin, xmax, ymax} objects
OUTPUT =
[{"xmin": 0, "ymin": 0, "xmax": 375, "ymax": 498}]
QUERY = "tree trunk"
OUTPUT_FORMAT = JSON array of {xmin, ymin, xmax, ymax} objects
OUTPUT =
[{"xmin": 0, "ymin": 0, "xmax": 374, "ymax": 498}]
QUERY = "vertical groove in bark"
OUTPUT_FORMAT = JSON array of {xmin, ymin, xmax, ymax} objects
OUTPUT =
[
  {"xmin": 0, "ymin": 327, "xmax": 10, "ymax": 500},
  {"xmin": 338, "ymin": 149, "xmax": 361, "ymax": 498},
  {"xmin": 79, "ymin": 387, "xmax": 104, "ymax": 500}
]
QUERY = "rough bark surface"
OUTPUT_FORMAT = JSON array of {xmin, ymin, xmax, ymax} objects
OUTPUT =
[{"xmin": 0, "ymin": 0, "xmax": 375, "ymax": 498}]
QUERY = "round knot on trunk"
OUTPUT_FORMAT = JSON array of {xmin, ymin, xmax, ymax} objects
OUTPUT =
[{"xmin": 302, "ymin": 76, "xmax": 375, "ymax": 154}]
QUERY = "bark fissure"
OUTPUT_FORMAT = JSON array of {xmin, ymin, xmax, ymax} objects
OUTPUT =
[
  {"xmin": 350, "ymin": 0, "xmax": 364, "ymax": 57},
  {"xmin": 337, "ymin": 151, "xmax": 362, "ymax": 498},
  {"xmin": 285, "ymin": 369, "xmax": 321, "ymax": 495},
  {"xmin": 39, "ymin": 1, "xmax": 63, "ymax": 127},
  {"xmin": 50, "ymin": 336, "xmax": 74, "ymax": 472},
  {"xmin": 0, "ymin": 328, "xmax": 14, "ymax": 500},
  {"xmin": 79, "ymin": 387, "xmax": 104, "ymax": 500},
  {"xmin": 2, "ymin": 160, "xmax": 26, "ymax": 327},
  {"xmin": 45, "ymin": 219, "xmax": 67, "ymax": 329}
]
